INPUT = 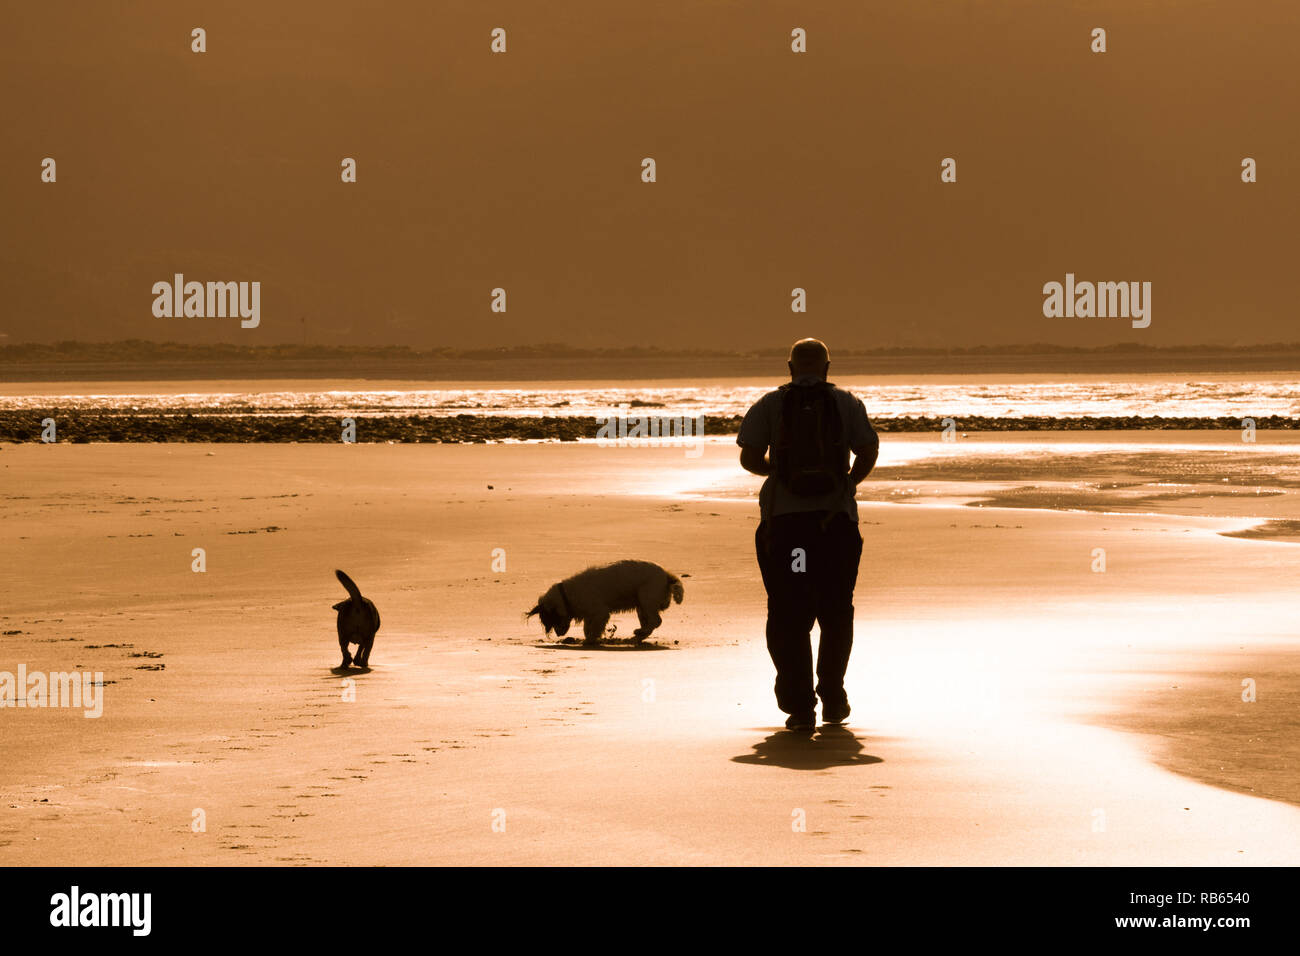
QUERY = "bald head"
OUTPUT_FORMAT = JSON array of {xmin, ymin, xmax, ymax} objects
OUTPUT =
[{"xmin": 788, "ymin": 337, "xmax": 830, "ymax": 380}]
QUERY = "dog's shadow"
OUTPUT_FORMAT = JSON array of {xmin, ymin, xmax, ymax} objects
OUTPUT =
[
  {"xmin": 326, "ymin": 664, "xmax": 373, "ymax": 677},
  {"xmin": 731, "ymin": 726, "xmax": 884, "ymax": 770},
  {"xmin": 535, "ymin": 640, "xmax": 674, "ymax": 652}
]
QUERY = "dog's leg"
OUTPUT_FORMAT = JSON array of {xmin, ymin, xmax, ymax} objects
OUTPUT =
[
  {"xmin": 633, "ymin": 605, "xmax": 661, "ymax": 642},
  {"xmin": 359, "ymin": 602, "xmax": 379, "ymax": 667},
  {"xmin": 583, "ymin": 615, "xmax": 608, "ymax": 646},
  {"xmin": 634, "ymin": 578, "xmax": 668, "ymax": 641}
]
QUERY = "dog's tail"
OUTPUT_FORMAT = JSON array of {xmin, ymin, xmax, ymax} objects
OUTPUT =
[
  {"xmin": 667, "ymin": 573, "xmax": 685, "ymax": 605},
  {"xmin": 335, "ymin": 569, "xmax": 364, "ymax": 603}
]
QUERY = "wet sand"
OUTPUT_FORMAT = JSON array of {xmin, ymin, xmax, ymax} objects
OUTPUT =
[{"xmin": 1, "ymin": 437, "xmax": 1298, "ymax": 865}]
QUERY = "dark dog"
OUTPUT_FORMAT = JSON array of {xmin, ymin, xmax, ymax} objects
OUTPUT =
[
  {"xmin": 527, "ymin": 560, "xmax": 684, "ymax": 645},
  {"xmin": 333, "ymin": 569, "xmax": 380, "ymax": 668}
]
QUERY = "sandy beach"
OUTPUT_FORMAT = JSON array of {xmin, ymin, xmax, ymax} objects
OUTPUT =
[{"xmin": 2, "ymin": 435, "xmax": 1298, "ymax": 866}]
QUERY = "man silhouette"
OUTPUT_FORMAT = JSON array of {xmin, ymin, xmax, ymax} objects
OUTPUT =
[{"xmin": 738, "ymin": 338, "xmax": 879, "ymax": 731}]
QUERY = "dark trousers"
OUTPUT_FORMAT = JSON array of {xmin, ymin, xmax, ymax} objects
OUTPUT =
[{"xmin": 755, "ymin": 510, "xmax": 863, "ymax": 716}]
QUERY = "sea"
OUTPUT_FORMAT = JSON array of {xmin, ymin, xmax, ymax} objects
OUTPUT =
[{"xmin": 1, "ymin": 372, "xmax": 1296, "ymax": 421}]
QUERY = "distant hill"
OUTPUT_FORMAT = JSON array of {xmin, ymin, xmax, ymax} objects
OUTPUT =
[{"xmin": 4, "ymin": 340, "xmax": 1300, "ymax": 382}]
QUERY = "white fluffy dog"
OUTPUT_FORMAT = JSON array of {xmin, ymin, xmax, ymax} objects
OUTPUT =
[{"xmin": 527, "ymin": 560, "xmax": 684, "ymax": 645}]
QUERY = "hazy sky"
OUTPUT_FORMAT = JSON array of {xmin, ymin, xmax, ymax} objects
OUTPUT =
[{"xmin": 3, "ymin": 1, "xmax": 1297, "ymax": 350}]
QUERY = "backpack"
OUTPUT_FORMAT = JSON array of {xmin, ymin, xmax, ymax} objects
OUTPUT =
[{"xmin": 772, "ymin": 381, "xmax": 848, "ymax": 496}]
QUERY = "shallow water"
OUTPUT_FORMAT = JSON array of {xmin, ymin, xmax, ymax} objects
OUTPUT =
[{"xmin": 2, "ymin": 371, "xmax": 1297, "ymax": 421}]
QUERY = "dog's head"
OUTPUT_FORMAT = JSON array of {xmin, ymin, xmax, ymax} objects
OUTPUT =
[{"xmin": 526, "ymin": 589, "xmax": 571, "ymax": 637}]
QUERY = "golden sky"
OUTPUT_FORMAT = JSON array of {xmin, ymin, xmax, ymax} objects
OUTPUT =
[{"xmin": 3, "ymin": 1, "xmax": 1297, "ymax": 349}]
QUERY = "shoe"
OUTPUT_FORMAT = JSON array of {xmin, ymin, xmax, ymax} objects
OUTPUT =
[
  {"xmin": 785, "ymin": 711, "xmax": 816, "ymax": 732},
  {"xmin": 822, "ymin": 700, "xmax": 850, "ymax": 725}
]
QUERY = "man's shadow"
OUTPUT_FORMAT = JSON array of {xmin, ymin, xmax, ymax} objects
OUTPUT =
[{"xmin": 731, "ymin": 725, "xmax": 883, "ymax": 770}]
